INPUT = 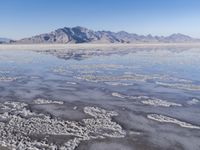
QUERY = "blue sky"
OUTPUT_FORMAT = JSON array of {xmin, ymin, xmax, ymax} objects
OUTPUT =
[{"xmin": 1, "ymin": 0, "xmax": 200, "ymax": 39}]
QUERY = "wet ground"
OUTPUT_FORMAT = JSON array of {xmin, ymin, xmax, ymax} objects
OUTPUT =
[{"xmin": 0, "ymin": 47, "xmax": 200, "ymax": 150}]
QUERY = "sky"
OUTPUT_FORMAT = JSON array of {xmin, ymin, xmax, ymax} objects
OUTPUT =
[{"xmin": 0, "ymin": 0, "xmax": 200, "ymax": 39}]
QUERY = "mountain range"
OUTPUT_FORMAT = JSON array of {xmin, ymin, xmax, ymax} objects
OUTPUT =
[
  {"xmin": 2, "ymin": 26, "xmax": 200, "ymax": 44},
  {"xmin": 0, "ymin": 38, "xmax": 13, "ymax": 44}
]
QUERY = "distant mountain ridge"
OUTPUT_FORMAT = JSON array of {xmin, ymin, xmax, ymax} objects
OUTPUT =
[
  {"xmin": 10, "ymin": 26, "xmax": 200, "ymax": 44},
  {"xmin": 0, "ymin": 38, "xmax": 12, "ymax": 44}
]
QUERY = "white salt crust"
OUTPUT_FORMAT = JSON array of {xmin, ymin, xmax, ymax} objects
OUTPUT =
[{"xmin": 0, "ymin": 101, "xmax": 126, "ymax": 150}]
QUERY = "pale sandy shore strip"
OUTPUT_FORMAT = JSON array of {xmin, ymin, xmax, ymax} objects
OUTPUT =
[{"xmin": 1, "ymin": 43, "xmax": 200, "ymax": 51}]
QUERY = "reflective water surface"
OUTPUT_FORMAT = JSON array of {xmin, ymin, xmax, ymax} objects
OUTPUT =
[{"xmin": 0, "ymin": 47, "xmax": 200, "ymax": 150}]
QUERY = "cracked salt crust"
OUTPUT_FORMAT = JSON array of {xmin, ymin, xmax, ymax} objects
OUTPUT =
[
  {"xmin": 0, "ymin": 101, "xmax": 126, "ymax": 150},
  {"xmin": 147, "ymin": 114, "xmax": 200, "ymax": 129}
]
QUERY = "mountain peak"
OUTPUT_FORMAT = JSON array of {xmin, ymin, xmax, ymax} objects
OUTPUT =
[
  {"xmin": 12, "ymin": 26, "xmax": 200, "ymax": 44},
  {"xmin": 169, "ymin": 33, "xmax": 190, "ymax": 37},
  {"xmin": 72, "ymin": 26, "xmax": 89, "ymax": 30}
]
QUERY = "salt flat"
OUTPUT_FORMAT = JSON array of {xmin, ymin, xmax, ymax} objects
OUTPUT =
[
  {"xmin": 0, "ymin": 46, "xmax": 200, "ymax": 150},
  {"xmin": 1, "ymin": 43, "xmax": 200, "ymax": 51}
]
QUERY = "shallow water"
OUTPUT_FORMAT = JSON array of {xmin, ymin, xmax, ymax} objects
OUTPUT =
[{"xmin": 0, "ymin": 48, "xmax": 200, "ymax": 150}]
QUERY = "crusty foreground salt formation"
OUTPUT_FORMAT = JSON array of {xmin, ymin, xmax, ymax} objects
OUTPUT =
[
  {"xmin": 147, "ymin": 114, "xmax": 200, "ymax": 129},
  {"xmin": 112, "ymin": 92, "xmax": 181, "ymax": 107},
  {"xmin": 0, "ymin": 101, "xmax": 125, "ymax": 150}
]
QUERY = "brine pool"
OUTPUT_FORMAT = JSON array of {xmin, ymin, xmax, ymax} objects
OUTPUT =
[{"xmin": 0, "ymin": 47, "xmax": 200, "ymax": 150}]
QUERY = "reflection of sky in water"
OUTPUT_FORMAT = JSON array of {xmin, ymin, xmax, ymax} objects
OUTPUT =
[
  {"xmin": 1, "ymin": 48, "xmax": 200, "ymax": 92},
  {"xmin": 0, "ymin": 50, "xmax": 65, "ymax": 77},
  {"xmin": 67, "ymin": 49, "xmax": 200, "ymax": 81},
  {"xmin": 1, "ymin": 48, "xmax": 200, "ymax": 81},
  {"xmin": 0, "ymin": 48, "xmax": 200, "ymax": 150}
]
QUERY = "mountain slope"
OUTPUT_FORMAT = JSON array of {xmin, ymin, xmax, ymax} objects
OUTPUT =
[
  {"xmin": 15, "ymin": 27, "xmax": 200, "ymax": 44},
  {"xmin": 0, "ymin": 38, "xmax": 12, "ymax": 44}
]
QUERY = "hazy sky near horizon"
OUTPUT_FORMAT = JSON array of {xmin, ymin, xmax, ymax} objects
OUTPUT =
[{"xmin": 1, "ymin": 0, "xmax": 200, "ymax": 39}]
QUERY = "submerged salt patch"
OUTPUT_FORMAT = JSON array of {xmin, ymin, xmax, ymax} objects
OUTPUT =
[
  {"xmin": 0, "ymin": 70, "xmax": 10, "ymax": 74},
  {"xmin": 156, "ymin": 82, "xmax": 200, "ymax": 91},
  {"xmin": 33, "ymin": 98, "xmax": 64, "ymax": 105},
  {"xmin": 66, "ymin": 81, "xmax": 77, "ymax": 85},
  {"xmin": 0, "ymin": 101, "xmax": 125, "ymax": 150},
  {"xmin": 147, "ymin": 114, "xmax": 200, "ymax": 129},
  {"xmin": 70, "ymin": 64, "xmax": 123, "ymax": 69},
  {"xmin": 112, "ymin": 92, "xmax": 181, "ymax": 107},
  {"xmin": 111, "ymin": 92, "xmax": 148, "ymax": 100},
  {"xmin": 52, "ymin": 67, "xmax": 66, "ymax": 73},
  {"xmin": 0, "ymin": 76, "xmax": 18, "ymax": 82},
  {"xmin": 105, "ymin": 82, "xmax": 133, "ymax": 86},
  {"xmin": 112, "ymin": 92, "xmax": 126, "ymax": 99},
  {"xmin": 142, "ymin": 99, "xmax": 182, "ymax": 107},
  {"xmin": 187, "ymin": 98, "xmax": 199, "ymax": 105},
  {"xmin": 75, "ymin": 72, "xmax": 192, "ymax": 86}
]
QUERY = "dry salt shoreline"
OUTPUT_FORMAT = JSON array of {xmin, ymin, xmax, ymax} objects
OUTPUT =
[{"xmin": 1, "ymin": 43, "xmax": 200, "ymax": 51}]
